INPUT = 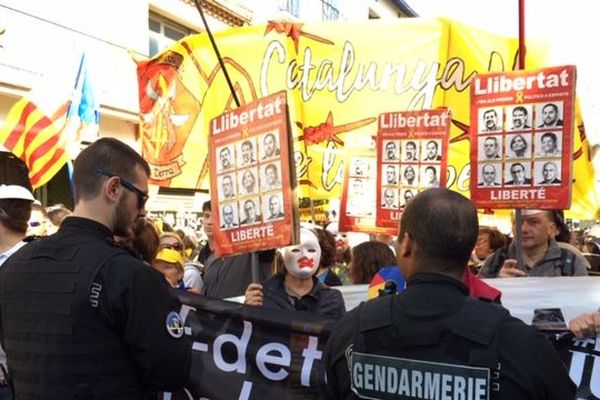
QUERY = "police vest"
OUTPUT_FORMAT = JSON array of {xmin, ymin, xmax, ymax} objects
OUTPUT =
[
  {"xmin": 0, "ymin": 236, "xmax": 147, "ymax": 399},
  {"xmin": 350, "ymin": 295, "xmax": 508, "ymax": 400}
]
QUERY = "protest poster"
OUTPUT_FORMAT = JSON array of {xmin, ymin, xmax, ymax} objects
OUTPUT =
[
  {"xmin": 376, "ymin": 109, "xmax": 451, "ymax": 228},
  {"xmin": 470, "ymin": 65, "xmax": 576, "ymax": 210},
  {"xmin": 210, "ymin": 91, "xmax": 298, "ymax": 256},
  {"xmin": 339, "ymin": 135, "xmax": 392, "ymax": 235}
]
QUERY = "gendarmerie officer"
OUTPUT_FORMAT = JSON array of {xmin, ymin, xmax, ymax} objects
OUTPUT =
[
  {"xmin": 324, "ymin": 188, "xmax": 575, "ymax": 400},
  {"xmin": 0, "ymin": 138, "xmax": 191, "ymax": 399}
]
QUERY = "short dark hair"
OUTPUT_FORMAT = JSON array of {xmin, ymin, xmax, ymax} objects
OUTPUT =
[
  {"xmin": 350, "ymin": 240, "xmax": 397, "ymax": 284},
  {"xmin": 0, "ymin": 199, "xmax": 32, "ymax": 234},
  {"xmin": 399, "ymin": 188, "xmax": 478, "ymax": 269},
  {"xmin": 543, "ymin": 103, "xmax": 559, "ymax": 113},
  {"xmin": 202, "ymin": 200, "xmax": 211, "ymax": 212},
  {"xmin": 73, "ymin": 138, "xmax": 150, "ymax": 202},
  {"xmin": 513, "ymin": 106, "xmax": 528, "ymax": 116},
  {"xmin": 541, "ymin": 132, "xmax": 557, "ymax": 143}
]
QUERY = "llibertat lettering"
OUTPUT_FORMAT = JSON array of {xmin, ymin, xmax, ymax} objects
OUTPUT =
[
  {"xmin": 230, "ymin": 224, "xmax": 276, "ymax": 242},
  {"xmin": 489, "ymin": 188, "xmax": 547, "ymax": 201},
  {"xmin": 351, "ymin": 352, "xmax": 489, "ymax": 400},
  {"xmin": 474, "ymin": 69, "xmax": 571, "ymax": 95},
  {"xmin": 211, "ymin": 96, "xmax": 284, "ymax": 134},
  {"xmin": 379, "ymin": 112, "xmax": 449, "ymax": 129}
]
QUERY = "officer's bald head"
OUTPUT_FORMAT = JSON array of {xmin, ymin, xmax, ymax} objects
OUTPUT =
[{"xmin": 398, "ymin": 188, "xmax": 478, "ymax": 276}]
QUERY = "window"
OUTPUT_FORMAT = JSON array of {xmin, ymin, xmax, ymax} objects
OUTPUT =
[
  {"xmin": 322, "ymin": 0, "xmax": 339, "ymax": 21},
  {"xmin": 149, "ymin": 14, "xmax": 192, "ymax": 57},
  {"xmin": 278, "ymin": 0, "xmax": 300, "ymax": 18}
]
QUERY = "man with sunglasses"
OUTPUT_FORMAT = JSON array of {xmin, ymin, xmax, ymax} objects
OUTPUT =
[{"xmin": 0, "ymin": 138, "xmax": 191, "ymax": 398}]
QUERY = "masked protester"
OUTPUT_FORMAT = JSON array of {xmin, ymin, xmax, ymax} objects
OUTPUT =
[{"xmin": 244, "ymin": 227, "xmax": 345, "ymax": 318}]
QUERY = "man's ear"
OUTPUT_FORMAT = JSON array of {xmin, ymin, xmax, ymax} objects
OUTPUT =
[
  {"xmin": 104, "ymin": 177, "xmax": 121, "ymax": 204},
  {"xmin": 397, "ymin": 232, "xmax": 413, "ymax": 258}
]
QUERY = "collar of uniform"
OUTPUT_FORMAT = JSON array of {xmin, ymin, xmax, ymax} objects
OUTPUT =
[
  {"xmin": 405, "ymin": 272, "xmax": 469, "ymax": 296},
  {"xmin": 59, "ymin": 216, "xmax": 114, "ymax": 240}
]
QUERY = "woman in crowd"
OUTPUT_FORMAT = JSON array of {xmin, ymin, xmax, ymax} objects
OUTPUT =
[
  {"xmin": 244, "ymin": 227, "xmax": 345, "ymax": 318},
  {"xmin": 159, "ymin": 232, "xmax": 203, "ymax": 292},
  {"xmin": 470, "ymin": 226, "xmax": 506, "ymax": 272},
  {"xmin": 349, "ymin": 240, "xmax": 397, "ymax": 284},
  {"xmin": 313, "ymin": 227, "xmax": 343, "ymax": 287}
]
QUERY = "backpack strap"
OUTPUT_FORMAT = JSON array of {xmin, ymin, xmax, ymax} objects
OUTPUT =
[{"xmin": 558, "ymin": 248, "xmax": 576, "ymax": 276}]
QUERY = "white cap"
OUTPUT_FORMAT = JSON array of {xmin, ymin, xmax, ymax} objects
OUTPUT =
[{"xmin": 0, "ymin": 184, "xmax": 35, "ymax": 201}]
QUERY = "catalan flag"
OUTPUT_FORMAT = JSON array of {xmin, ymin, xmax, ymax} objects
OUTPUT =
[{"xmin": 0, "ymin": 53, "xmax": 98, "ymax": 189}]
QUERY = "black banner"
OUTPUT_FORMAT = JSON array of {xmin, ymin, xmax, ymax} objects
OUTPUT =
[
  {"xmin": 163, "ymin": 295, "xmax": 599, "ymax": 399},
  {"xmin": 165, "ymin": 293, "xmax": 336, "ymax": 399}
]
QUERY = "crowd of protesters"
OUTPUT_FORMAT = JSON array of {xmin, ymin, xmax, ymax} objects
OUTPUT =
[{"xmin": 0, "ymin": 138, "xmax": 599, "ymax": 398}]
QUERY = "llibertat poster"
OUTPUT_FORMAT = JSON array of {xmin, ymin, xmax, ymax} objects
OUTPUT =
[
  {"xmin": 210, "ymin": 91, "xmax": 298, "ymax": 256},
  {"xmin": 376, "ymin": 108, "xmax": 451, "ymax": 228},
  {"xmin": 470, "ymin": 65, "xmax": 576, "ymax": 210},
  {"xmin": 339, "ymin": 134, "xmax": 394, "ymax": 235}
]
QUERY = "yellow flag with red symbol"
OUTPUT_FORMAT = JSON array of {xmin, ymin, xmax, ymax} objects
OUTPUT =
[{"xmin": 137, "ymin": 18, "xmax": 598, "ymax": 219}]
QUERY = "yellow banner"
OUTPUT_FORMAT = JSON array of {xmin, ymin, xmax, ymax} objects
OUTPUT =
[{"xmin": 137, "ymin": 18, "xmax": 598, "ymax": 219}]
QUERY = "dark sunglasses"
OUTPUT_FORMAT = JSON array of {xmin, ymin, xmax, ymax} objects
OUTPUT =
[
  {"xmin": 96, "ymin": 168, "xmax": 149, "ymax": 209},
  {"xmin": 161, "ymin": 243, "xmax": 183, "ymax": 251}
]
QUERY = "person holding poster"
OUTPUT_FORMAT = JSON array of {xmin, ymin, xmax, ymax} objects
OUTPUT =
[
  {"xmin": 479, "ymin": 210, "xmax": 589, "ymax": 278},
  {"xmin": 538, "ymin": 103, "xmax": 563, "ymax": 128},
  {"xmin": 325, "ymin": 189, "xmax": 576, "ymax": 400},
  {"xmin": 478, "ymin": 163, "xmax": 501, "ymax": 187},
  {"xmin": 244, "ymin": 227, "xmax": 345, "ymax": 318}
]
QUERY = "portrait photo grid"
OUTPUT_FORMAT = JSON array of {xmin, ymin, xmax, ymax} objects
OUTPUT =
[
  {"xmin": 346, "ymin": 157, "xmax": 377, "ymax": 217},
  {"xmin": 215, "ymin": 129, "xmax": 285, "ymax": 230},
  {"xmin": 380, "ymin": 138, "xmax": 444, "ymax": 210},
  {"xmin": 476, "ymin": 101, "xmax": 564, "ymax": 188}
]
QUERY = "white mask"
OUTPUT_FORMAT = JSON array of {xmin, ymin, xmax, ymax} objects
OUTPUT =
[{"xmin": 281, "ymin": 228, "xmax": 321, "ymax": 279}]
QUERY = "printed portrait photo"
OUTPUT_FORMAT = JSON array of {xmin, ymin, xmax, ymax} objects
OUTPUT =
[
  {"xmin": 237, "ymin": 138, "xmax": 258, "ymax": 167},
  {"xmin": 216, "ymin": 145, "xmax": 235, "ymax": 173},
  {"xmin": 536, "ymin": 101, "xmax": 564, "ymax": 129},
  {"xmin": 506, "ymin": 104, "xmax": 533, "ymax": 132},
  {"xmin": 260, "ymin": 131, "xmax": 281, "ymax": 161},
  {"xmin": 505, "ymin": 133, "xmax": 532, "ymax": 159},
  {"xmin": 478, "ymin": 135, "xmax": 503, "ymax": 161},
  {"xmin": 263, "ymin": 192, "xmax": 285, "ymax": 221},
  {"xmin": 479, "ymin": 107, "xmax": 503, "ymax": 133},
  {"xmin": 535, "ymin": 160, "xmax": 562, "ymax": 186},
  {"xmin": 237, "ymin": 167, "xmax": 259, "ymax": 196}
]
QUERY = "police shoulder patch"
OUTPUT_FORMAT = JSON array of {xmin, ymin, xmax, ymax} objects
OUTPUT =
[{"xmin": 166, "ymin": 311, "xmax": 184, "ymax": 339}]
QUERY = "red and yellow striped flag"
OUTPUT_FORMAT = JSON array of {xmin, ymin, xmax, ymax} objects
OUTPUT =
[
  {"xmin": 1, "ymin": 98, "xmax": 71, "ymax": 188},
  {"xmin": 0, "ymin": 53, "xmax": 93, "ymax": 189}
]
